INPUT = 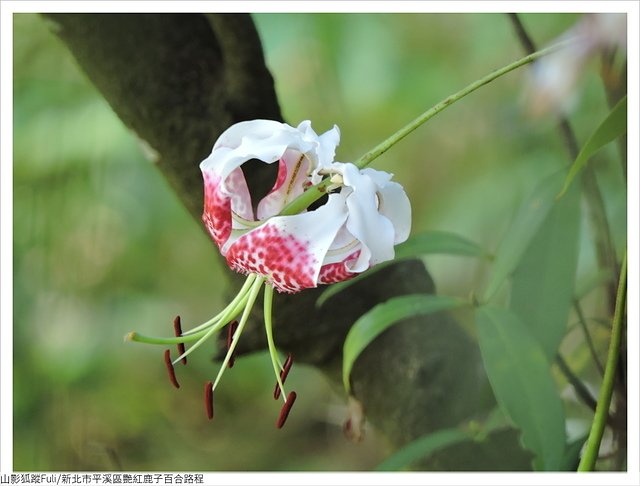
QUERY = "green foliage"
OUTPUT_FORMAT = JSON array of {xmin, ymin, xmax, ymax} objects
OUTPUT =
[
  {"xmin": 475, "ymin": 306, "xmax": 566, "ymax": 470},
  {"xmin": 510, "ymin": 180, "xmax": 581, "ymax": 360},
  {"xmin": 342, "ymin": 294, "xmax": 467, "ymax": 392},
  {"xmin": 317, "ymin": 230, "xmax": 486, "ymax": 307},
  {"xmin": 559, "ymin": 95, "xmax": 627, "ymax": 197},
  {"xmin": 482, "ymin": 171, "xmax": 566, "ymax": 302}
]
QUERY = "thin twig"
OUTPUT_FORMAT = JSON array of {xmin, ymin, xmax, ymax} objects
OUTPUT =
[
  {"xmin": 573, "ymin": 300, "xmax": 606, "ymax": 376},
  {"xmin": 555, "ymin": 354, "xmax": 598, "ymax": 412},
  {"xmin": 280, "ymin": 37, "xmax": 572, "ymax": 217}
]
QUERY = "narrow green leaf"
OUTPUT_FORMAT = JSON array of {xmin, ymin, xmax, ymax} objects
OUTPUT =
[
  {"xmin": 559, "ymin": 95, "xmax": 627, "ymax": 197},
  {"xmin": 342, "ymin": 294, "xmax": 466, "ymax": 392},
  {"xmin": 475, "ymin": 305, "xmax": 566, "ymax": 470},
  {"xmin": 394, "ymin": 230, "xmax": 487, "ymax": 259},
  {"xmin": 317, "ymin": 231, "xmax": 486, "ymax": 308},
  {"xmin": 510, "ymin": 181, "xmax": 581, "ymax": 361},
  {"xmin": 482, "ymin": 171, "xmax": 564, "ymax": 302},
  {"xmin": 376, "ymin": 428, "xmax": 470, "ymax": 471}
]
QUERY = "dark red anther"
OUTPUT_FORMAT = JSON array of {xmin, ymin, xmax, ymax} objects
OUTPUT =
[
  {"xmin": 276, "ymin": 391, "xmax": 297, "ymax": 429},
  {"xmin": 226, "ymin": 320, "xmax": 238, "ymax": 368},
  {"xmin": 204, "ymin": 381, "xmax": 214, "ymax": 420},
  {"xmin": 173, "ymin": 315, "xmax": 187, "ymax": 365},
  {"xmin": 164, "ymin": 349, "xmax": 180, "ymax": 389},
  {"xmin": 273, "ymin": 354, "xmax": 294, "ymax": 399}
]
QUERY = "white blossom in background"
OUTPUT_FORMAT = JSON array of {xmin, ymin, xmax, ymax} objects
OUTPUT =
[{"xmin": 525, "ymin": 13, "xmax": 626, "ymax": 117}]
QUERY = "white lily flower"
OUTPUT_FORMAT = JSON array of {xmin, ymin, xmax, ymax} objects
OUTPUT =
[
  {"xmin": 200, "ymin": 119, "xmax": 411, "ymax": 293},
  {"xmin": 130, "ymin": 119, "xmax": 412, "ymax": 426}
]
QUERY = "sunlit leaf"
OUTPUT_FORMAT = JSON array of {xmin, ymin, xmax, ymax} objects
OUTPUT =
[
  {"xmin": 317, "ymin": 231, "xmax": 486, "ymax": 307},
  {"xmin": 342, "ymin": 294, "xmax": 467, "ymax": 392},
  {"xmin": 475, "ymin": 305, "xmax": 565, "ymax": 470},
  {"xmin": 558, "ymin": 95, "xmax": 627, "ymax": 197},
  {"xmin": 510, "ymin": 181, "xmax": 581, "ymax": 360},
  {"xmin": 481, "ymin": 171, "xmax": 564, "ymax": 302}
]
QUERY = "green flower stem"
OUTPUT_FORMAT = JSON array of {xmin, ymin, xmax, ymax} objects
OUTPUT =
[
  {"xmin": 578, "ymin": 250, "xmax": 627, "ymax": 471},
  {"xmin": 279, "ymin": 180, "xmax": 331, "ymax": 216},
  {"xmin": 279, "ymin": 39, "xmax": 574, "ymax": 217},
  {"xmin": 264, "ymin": 283, "xmax": 287, "ymax": 401}
]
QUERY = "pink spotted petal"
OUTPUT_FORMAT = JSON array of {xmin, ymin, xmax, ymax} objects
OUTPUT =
[
  {"xmin": 202, "ymin": 168, "xmax": 254, "ymax": 252},
  {"xmin": 202, "ymin": 173, "xmax": 232, "ymax": 250},
  {"xmin": 317, "ymin": 250, "xmax": 361, "ymax": 285},
  {"xmin": 225, "ymin": 167, "xmax": 254, "ymax": 221},
  {"xmin": 225, "ymin": 194, "xmax": 348, "ymax": 293}
]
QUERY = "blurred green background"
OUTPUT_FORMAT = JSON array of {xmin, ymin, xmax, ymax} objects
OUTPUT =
[{"xmin": 13, "ymin": 13, "xmax": 624, "ymax": 471}]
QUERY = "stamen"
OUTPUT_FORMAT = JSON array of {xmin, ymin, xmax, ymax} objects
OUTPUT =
[
  {"xmin": 276, "ymin": 391, "xmax": 297, "ymax": 429},
  {"xmin": 173, "ymin": 315, "xmax": 187, "ymax": 365},
  {"xmin": 274, "ymin": 354, "xmax": 294, "ymax": 400},
  {"xmin": 226, "ymin": 320, "xmax": 238, "ymax": 368},
  {"xmin": 170, "ymin": 289, "xmax": 252, "ymax": 366},
  {"xmin": 210, "ymin": 276, "xmax": 265, "ymax": 391},
  {"xmin": 204, "ymin": 381, "xmax": 214, "ymax": 420},
  {"xmin": 164, "ymin": 349, "xmax": 180, "ymax": 389},
  {"xmin": 180, "ymin": 274, "xmax": 256, "ymax": 337}
]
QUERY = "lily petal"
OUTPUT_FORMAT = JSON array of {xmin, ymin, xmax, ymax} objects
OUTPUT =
[
  {"xmin": 203, "ymin": 120, "xmax": 337, "ymax": 194},
  {"xmin": 361, "ymin": 167, "xmax": 412, "ymax": 244},
  {"xmin": 226, "ymin": 193, "xmax": 349, "ymax": 293},
  {"xmin": 256, "ymin": 149, "xmax": 313, "ymax": 220},
  {"xmin": 335, "ymin": 163, "xmax": 407, "ymax": 272},
  {"xmin": 201, "ymin": 120, "xmax": 342, "ymax": 252}
]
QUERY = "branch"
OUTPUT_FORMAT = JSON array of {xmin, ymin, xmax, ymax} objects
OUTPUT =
[{"xmin": 43, "ymin": 13, "xmax": 282, "ymax": 219}]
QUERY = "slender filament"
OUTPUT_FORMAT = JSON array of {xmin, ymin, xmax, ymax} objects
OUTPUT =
[
  {"xmin": 211, "ymin": 276, "xmax": 266, "ymax": 391},
  {"xmin": 171, "ymin": 287, "xmax": 252, "ymax": 365},
  {"xmin": 181, "ymin": 274, "xmax": 257, "ymax": 336},
  {"xmin": 264, "ymin": 283, "xmax": 287, "ymax": 402}
]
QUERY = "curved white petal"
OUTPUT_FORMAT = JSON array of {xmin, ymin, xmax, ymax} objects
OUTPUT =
[
  {"xmin": 361, "ymin": 168, "xmax": 412, "ymax": 244},
  {"xmin": 325, "ymin": 163, "xmax": 410, "ymax": 273},
  {"xmin": 313, "ymin": 125, "xmax": 341, "ymax": 182},
  {"xmin": 201, "ymin": 120, "xmax": 320, "ymax": 195},
  {"xmin": 226, "ymin": 193, "xmax": 348, "ymax": 293},
  {"xmin": 201, "ymin": 119, "xmax": 342, "ymax": 201}
]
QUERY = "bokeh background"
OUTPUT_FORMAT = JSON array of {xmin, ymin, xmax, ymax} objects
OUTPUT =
[{"xmin": 13, "ymin": 13, "xmax": 624, "ymax": 470}]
